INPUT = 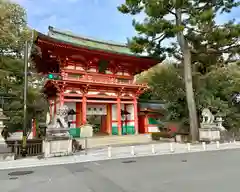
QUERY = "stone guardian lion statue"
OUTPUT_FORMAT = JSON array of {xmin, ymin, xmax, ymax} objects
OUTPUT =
[{"xmin": 201, "ymin": 108, "xmax": 215, "ymax": 124}]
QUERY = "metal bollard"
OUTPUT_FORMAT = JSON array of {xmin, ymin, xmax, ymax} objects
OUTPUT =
[
  {"xmin": 187, "ymin": 143, "xmax": 191, "ymax": 151},
  {"xmin": 216, "ymin": 141, "xmax": 220, "ymax": 149},
  {"xmin": 131, "ymin": 146, "xmax": 135, "ymax": 155},
  {"xmin": 169, "ymin": 143, "xmax": 174, "ymax": 152},
  {"xmin": 202, "ymin": 142, "xmax": 206, "ymax": 150},
  {"xmin": 108, "ymin": 146, "xmax": 112, "ymax": 158},
  {"xmin": 151, "ymin": 144, "xmax": 155, "ymax": 154}
]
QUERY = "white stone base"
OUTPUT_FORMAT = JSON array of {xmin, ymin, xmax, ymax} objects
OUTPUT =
[
  {"xmin": 176, "ymin": 135, "xmax": 189, "ymax": 143},
  {"xmin": 199, "ymin": 128, "xmax": 220, "ymax": 141},
  {"xmin": 0, "ymin": 153, "xmax": 15, "ymax": 161},
  {"xmin": 43, "ymin": 139, "xmax": 72, "ymax": 158},
  {"xmin": 0, "ymin": 137, "xmax": 5, "ymax": 144}
]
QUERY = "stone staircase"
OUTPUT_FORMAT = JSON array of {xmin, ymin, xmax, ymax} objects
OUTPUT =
[{"xmin": 77, "ymin": 134, "xmax": 153, "ymax": 149}]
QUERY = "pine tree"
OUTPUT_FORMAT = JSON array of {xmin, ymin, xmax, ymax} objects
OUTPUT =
[{"xmin": 118, "ymin": 0, "xmax": 239, "ymax": 141}]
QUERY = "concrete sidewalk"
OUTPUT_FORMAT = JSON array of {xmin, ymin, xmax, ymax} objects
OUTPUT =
[{"xmin": 0, "ymin": 142, "xmax": 239, "ymax": 170}]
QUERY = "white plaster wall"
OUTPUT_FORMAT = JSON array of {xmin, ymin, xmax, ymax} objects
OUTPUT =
[
  {"xmin": 111, "ymin": 104, "xmax": 124, "ymax": 121},
  {"xmin": 87, "ymin": 104, "xmax": 107, "ymax": 115},
  {"xmin": 112, "ymin": 122, "xmax": 118, "ymax": 127},
  {"xmin": 65, "ymin": 102, "xmax": 76, "ymax": 128},
  {"xmin": 126, "ymin": 104, "xmax": 134, "ymax": 120},
  {"xmin": 126, "ymin": 104, "xmax": 135, "ymax": 126},
  {"xmin": 112, "ymin": 104, "xmax": 117, "ymax": 120}
]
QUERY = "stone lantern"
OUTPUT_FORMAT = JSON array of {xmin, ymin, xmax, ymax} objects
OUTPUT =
[{"xmin": 0, "ymin": 108, "xmax": 9, "ymax": 142}]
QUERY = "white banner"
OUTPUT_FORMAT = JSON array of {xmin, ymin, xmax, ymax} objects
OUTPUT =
[{"xmin": 87, "ymin": 104, "xmax": 107, "ymax": 115}]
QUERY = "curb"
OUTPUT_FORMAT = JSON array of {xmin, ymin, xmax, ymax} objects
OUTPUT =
[{"xmin": 0, "ymin": 143, "xmax": 239, "ymax": 170}]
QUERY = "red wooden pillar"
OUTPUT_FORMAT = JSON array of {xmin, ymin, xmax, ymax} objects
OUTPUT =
[
  {"xmin": 54, "ymin": 98, "xmax": 57, "ymax": 116},
  {"xmin": 107, "ymin": 104, "xmax": 112, "ymax": 135},
  {"xmin": 76, "ymin": 102, "xmax": 81, "ymax": 127},
  {"xmin": 133, "ymin": 97, "xmax": 138, "ymax": 134},
  {"xmin": 60, "ymin": 93, "xmax": 64, "ymax": 106},
  {"xmin": 82, "ymin": 95, "xmax": 87, "ymax": 124},
  {"xmin": 144, "ymin": 114, "xmax": 148, "ymax": 133},
  {"xmin": 117, "ymin": 97, "xmax": 121, "ymax": 135}
]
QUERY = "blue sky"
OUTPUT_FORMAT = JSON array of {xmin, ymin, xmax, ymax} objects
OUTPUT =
[{"xmin": 15, "ymin": 0, "xmax": 239, "ymax": 44}]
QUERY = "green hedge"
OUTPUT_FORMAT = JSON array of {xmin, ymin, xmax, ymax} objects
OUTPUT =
[{"xmin": 151, "ymin": 132, "xmax": 176, "ymax": 140}]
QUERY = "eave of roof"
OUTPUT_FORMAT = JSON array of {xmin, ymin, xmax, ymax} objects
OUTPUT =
[
  {"xmin": 48, "ymin": 26, "xmax": 130, "ymax": 51},
  {"xmin": 33, "ymin": 29, "xmax": 160, "ymax": 64}
]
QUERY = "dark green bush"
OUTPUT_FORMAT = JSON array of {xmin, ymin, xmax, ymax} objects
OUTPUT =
[{"xmin": 151, "ymin": 132, "xmax": 176, "ymax": 140}]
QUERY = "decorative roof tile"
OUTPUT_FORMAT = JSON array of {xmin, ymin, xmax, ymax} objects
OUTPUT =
[{"xmin": 48, "ymin": 26, "xmax": 135, "ymax": 56}]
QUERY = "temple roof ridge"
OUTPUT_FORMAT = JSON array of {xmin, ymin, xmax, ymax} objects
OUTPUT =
[{"xmin": 47, "ymin": 26, "xmax": 134, "ymax": 54}]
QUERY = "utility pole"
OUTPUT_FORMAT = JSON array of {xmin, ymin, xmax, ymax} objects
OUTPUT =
[{"xmin": 21, "ymin": 41, "xmax": 28, "ymax": 157}]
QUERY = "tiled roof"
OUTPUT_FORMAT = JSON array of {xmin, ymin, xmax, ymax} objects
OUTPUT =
[{"xmin": 48, "ymin": 26, "xmax": 135, "ymax": 56}]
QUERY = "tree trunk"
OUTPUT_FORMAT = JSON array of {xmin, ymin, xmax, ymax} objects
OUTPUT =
[
  {"xmin": 183, "ymin": 47, "xmax": 199, "ymax": 141},
  {"xmin": 176, "ymin": 9, "xmax": 199, "ymax": 142}
]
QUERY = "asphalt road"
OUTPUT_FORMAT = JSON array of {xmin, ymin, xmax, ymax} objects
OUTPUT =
[{"xmin": 1, "ymin": 149, "xmax": 240, "ymax": 192}]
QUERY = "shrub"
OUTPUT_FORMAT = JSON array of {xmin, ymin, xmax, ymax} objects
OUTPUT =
[
  {"xmin": 151, "ymin": 132, "xmax": 161, "ymax": 140},
  {"xmin": 151, "ymin": 132, "xmax": 176, "ymax": 140}
]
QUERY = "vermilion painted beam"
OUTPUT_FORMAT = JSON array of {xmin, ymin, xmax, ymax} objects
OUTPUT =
[
  {"xmin": 64, "ymin": 99, "xmax": 83, "ymax": 102},
  {"xmin": 63, "ymin": 93, "xmax": 82, "ymax": 97},
  {"xmin": 37, "ymin": 39, "xmax": 158, "ymax": 66},
  {"xmin": 59, "ymin": 79, "xmax": 146, "ymax": 88},
  {"xmin": 133, "ymin": 97, "xmax": 138, "ymax": 134},
  {"xmin": 117, "ymin": 97, "xmax": 121, "ymax": 135},
  {"xmin": 63, "ymin": 98, "xmax": 135, "ymax": 104},
  {"xmin": 63, "ymin": 69, "xmax": 134, "ymax": 80},
  {"xmin": 82, "ymin": 95, "xmax": 87, "ymax": 124},
  {"xmin": 112, "ymin": 120, "xmax": 135, "ymax": 122},
  {"xmin": 76, "ymin": 102, "xmax": 81, "ymax": 127},
  {"xmin": 87, "ymin": 100, "xmax": 117, "ymax": 103}
]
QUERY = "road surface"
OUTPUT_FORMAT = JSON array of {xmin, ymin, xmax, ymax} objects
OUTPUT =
[{"xmin": 0, "ymin": 149, "xmax": 240, "ymax": 192}]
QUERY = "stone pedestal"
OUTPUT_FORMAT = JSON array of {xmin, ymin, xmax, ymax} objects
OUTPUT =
[
  {"xmin": 43, "ymin": 138, "xmax": 72, "ymax": 158},
  {"xmin": 175, "ymin": 135, "xmax": 189, "ymax": 143},
  {"xmin": 199, "ymin": 128, "xmax": 220, "ymax": 142},
  {"xmin": 0, "ymin": 127, "xmax": 4, "ymax": 143}
]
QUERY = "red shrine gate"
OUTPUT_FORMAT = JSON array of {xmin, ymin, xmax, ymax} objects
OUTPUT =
[{"xmin": 31, "ymin": 26, "xmax": 159, "ymax": 137}]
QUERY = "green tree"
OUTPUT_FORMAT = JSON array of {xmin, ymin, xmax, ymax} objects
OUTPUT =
[
  {"xmin": 138, "ymin": 63, "xmax": 240, "ymax": 132},
  {"xmin": 0, "ymin": 0, "xmax": 48, "ymax": 133},
  {"xmin": 196, "ymin": 64, "xmax": 240, "ymax": 131},
  {"xmin": 118, "ymin": 0, "xmax": 239, "ymax": 141},
  {"xmin": 0, "ymin": 0, "xmax": 30, "ymax": 57}
]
